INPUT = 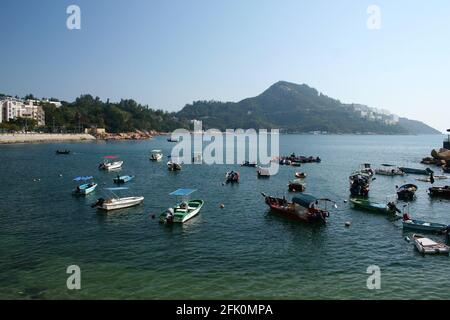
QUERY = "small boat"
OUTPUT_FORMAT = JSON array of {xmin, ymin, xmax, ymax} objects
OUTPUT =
[
  {"xmin": 160, "ymin": 189, "xmax": 204, "ymax": 224},
  {"xmin": 56, "ymin": 150, "xmax": 71, "ymax": 155},
  {"xmin": 73, "ymin": 176, "xmax": 97, "ymax": 195},
  {"xmin": 416, "ymin": 175, "xmax": 448, "ymax": 182},
  {"xmin": 359, "ymin": 163, "xmax": 374, "ymax": 177},
  {"xmin": 288, "ymin": 179, "xmax": 305, "ymax": 192},
  {"xmin": 349, "ymin": 198, "xmax": 399, "ymax": 215},
  {"xmin": 241, "ymin": 161, "xmax": 257, "ymax": 167},
  {"xmin": 399, "ymin": 167, "xmax": 433, "ymax": 175},
  {"xmin": 167, "ymin": 137, "xmax": 180, "ymax": 142},
  {"xmin": 375, "ymin": 168, "xmax": 405, "ymax": 176},
  {"xmin": 261, "ymin": 192, "xmax": 337, "ymax": 224},
  {"xmin": 113, "ymin": 175, "xmax": 134, "ymax": 184},
  {"xmin": 225, "ymin": 171, "xmax": 240, "ymax": 183},
  {"xmin": 167, "ymin": 161, "xmax": 182, "ymax": 171},
  {"xmin": 413, "ymin": 234, "xmax": 450, "ymax": 255},
  {"xmin": 295, "ymin": 172, "xmax": 307, "ymax": 179},
  {"xmin": 257, "ymin": 167, "xmax": 271, "ymax": 178},
  {"xmin": 402, "ymin": 216, "xmax": 449, "ymax": 234},
  {"xmin": 150, "ymin": 150, "xmax": 163, "ymax": 161},
  {"xmin": 290, "ymin": 161, "xmax": 302, "ymax": 167},
  {"xmin": 428, "ymin": 186, "xmax": 450, "ymax": 198},
  {"xmin": 91, "ymin": 187, "xmax": 144, "ymax": 211},
  {"xmin": 396, "ymin": 184, "xmax": 418, "ymax": 201},
  {"xmin": 99, "ymin": 156, "xmax": 123, "ymax": 171}
]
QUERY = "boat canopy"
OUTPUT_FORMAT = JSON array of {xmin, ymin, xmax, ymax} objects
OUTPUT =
[
  {"xmin": 104, "ymin": 155, "xmax": 118, "ymax": 159},
  {"xmin": 292, "ymin": 194, "xmax": 318, "ymax": 208},
  {"xmin": 170, "ymin": 188, "xmax": 197, "ymax": 196},
  {"xmin": 73, "ymin": 176, "xmax": 93, "ymax": 181},
  {"xmin": 151, "ymin": 150, "xmax": 162, "ymax": 153}
]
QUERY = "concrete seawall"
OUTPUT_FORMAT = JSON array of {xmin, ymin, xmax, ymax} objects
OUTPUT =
[{"xmin": 0, "ymin": 133, "xmax": 96, "ymax": 144}]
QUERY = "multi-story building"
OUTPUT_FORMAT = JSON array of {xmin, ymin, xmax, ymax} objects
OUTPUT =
[{"xmin": 0, "ymin": 97, "xmax": 46, "ymax": 126}]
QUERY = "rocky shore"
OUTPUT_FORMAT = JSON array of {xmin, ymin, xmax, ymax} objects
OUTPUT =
[{"xmin": 93, "ymin": 130, "xmax": 161, "ymax": 141}]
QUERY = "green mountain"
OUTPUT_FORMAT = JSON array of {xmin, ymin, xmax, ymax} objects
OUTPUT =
[
  {"xmin": 41, "ymin": 95, "xmax": 189, "ymax": 133},
  {"xmin": 398, "ymin": 117, "xmax": 441, "ymax": 135},
  {"xmin": 177, "ymin": 81, "xmax": 439, "ymax": 134}
]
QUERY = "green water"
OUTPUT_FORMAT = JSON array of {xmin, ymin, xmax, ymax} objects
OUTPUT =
[{"xmin": 0, "ymin": 134, "xmax": 449, "ymax": 299}]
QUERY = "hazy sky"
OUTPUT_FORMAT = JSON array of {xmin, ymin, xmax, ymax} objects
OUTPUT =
[{"xmin": 1, "ymin": 0, "xmax": 449, "ymax": 132}]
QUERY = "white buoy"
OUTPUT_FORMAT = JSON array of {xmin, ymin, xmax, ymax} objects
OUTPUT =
[{"xmin": 345, "ymin": 221, "xmax": 351, "ymax": 227}]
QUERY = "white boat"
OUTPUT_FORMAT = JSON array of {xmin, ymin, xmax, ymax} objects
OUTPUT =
[
  {"xmin": 167, "ymin": 160, "xmax": 182, "ymax": 171},
  {"xmin": 150, "ymin": 150, "xmax": 163, "ymax": 161},
  {"xmin": 257, "ymin": 166, "xmax": 271, "ymax": 178},
  {"xmin": 99, "ymin": 159, "xmax": 123, "ymax": 171},
  {"xmin": 413, "ymin": 234, "xmax": 450, "ymax": 255},
  {"xmin": 91, "ymin": 187, "xmax": 144, "ymax": 211}
]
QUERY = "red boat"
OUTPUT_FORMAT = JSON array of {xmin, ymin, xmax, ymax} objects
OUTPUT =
[{"xmin": 261, "ymin": 193, "xmax": 336, "ymax": 224}]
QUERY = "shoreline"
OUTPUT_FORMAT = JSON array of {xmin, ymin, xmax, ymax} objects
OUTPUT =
[{"xmin": 0, "ymin": 133, "xmax": 97, "ymax": 144}]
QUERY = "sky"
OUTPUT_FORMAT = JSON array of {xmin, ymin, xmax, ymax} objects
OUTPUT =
[{"xmin": 0, "ymin": 0, "xmax": 449, "ymax": 132}]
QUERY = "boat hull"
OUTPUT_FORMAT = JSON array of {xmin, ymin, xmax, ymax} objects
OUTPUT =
[
  {"xmin": 403, "ymin": 220, "xmax": 448, "ymax": 233},
  {"xmin": 74, "ymin": 183, "xmax": 98, "ymax": 195},
  {"xmin": 99, "ymin": 196, "xmax": 144, "ymax": 211}
]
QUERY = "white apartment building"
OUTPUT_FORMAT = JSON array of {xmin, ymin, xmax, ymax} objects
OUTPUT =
[{"xmin": 0, "ymin": 97, "xmax": 46, "ymax": 126}]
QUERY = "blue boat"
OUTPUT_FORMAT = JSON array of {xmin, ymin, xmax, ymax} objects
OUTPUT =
[
  {"xmin": 113, "ymin": 175, "xmax": 135, "ymax": 184},
  {"xmin": 73, "ymin": 176, "xmax": 97, "ymax": 195},
  {"xmin": 399, "ymin": 167, "xmax": 433, "ymax": 175}
]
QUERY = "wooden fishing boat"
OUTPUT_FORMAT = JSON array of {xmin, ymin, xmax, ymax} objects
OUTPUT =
[
  {"xmin": 399, "ymin": 167, "xmax": 433, "ymax": 175},
  {"xmin": 225, "ymin": 171, "xmax": 240, "ymax": 183},
  {"xmin": 73, "ymin": 176, "xmax": 97, "ymax": 195},
  {"xmin": 56, "ymin": 150, "xmax": 70, "ymax": 155},
  {"xmin": 241, "ymin": 161, "xmax": 257, "ymax": 167},
  {"xmin": 167, "ymin": 161, "xmax": 182, "ymax": 171},
  {"xmin": 160, "ymin": 189, "xmax": 204, "ymax": 224},
  {"xmin": 91, "ymin": 187, "xmax": 144, "ymax": 211},
  {"xmin": 257, "ymin": 167, "xmax": 271, "ymax": 178},
  {"xmin": 113, "ymin": 175, "xmax": 134, "ymax": 184},
  {"xmin": 428, "ymin": 186, "xmax": 450, "ymax": 198},
  {"xmin": 150, "ymin": 150, "xmax": 163, "ymax": 161},
  {"xmin": 288, "ymin": 179, "xmax": 305, "ymax": 192},
  {"xmin": 396, "ymin": 184, "xmax": 417, "ymax": 201},
  {"xmin": 295, "ymin": 172, "xmax": 307, "ymax": 179},
  {"xmin": 349, "ymin": 173, "xmax": 371, "ymax": 197},
  {"xmin": 413, "ymin": 234, "xmax": 450, "ymax": 255},
  {"xmin": 375, "ymin": 168, "xmax": 405, "ymax": 176},
  {"xmin": 402, "ymin": 217, "xmax": 449, "ymax": 234},
  {"xmin": 349, "ymin": 198, "xmax": 399, "ymax": 215},
  {"xmin": 261, "ymin": 193, "xmax": 336, "ymax": 224}
]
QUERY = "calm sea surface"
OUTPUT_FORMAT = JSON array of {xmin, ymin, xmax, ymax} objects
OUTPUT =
[{"xmin": 1, "ymin": 134, "xmax": 449, "ymax": 299}]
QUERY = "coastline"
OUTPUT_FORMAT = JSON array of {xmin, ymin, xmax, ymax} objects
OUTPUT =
[{"xmin": 0, "ymin": 133, "xmax": 96, "ymax": 144}]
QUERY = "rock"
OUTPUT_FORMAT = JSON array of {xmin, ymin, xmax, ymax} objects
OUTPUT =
[{"xmin": 431, "ymin": 148, "xmax": 450, "ymax": 161}]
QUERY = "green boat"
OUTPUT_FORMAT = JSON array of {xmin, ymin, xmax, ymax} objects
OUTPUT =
[
  {"xmin": 160, "ymin": 189, "xmax": 204, "ymax": 224},
  {"xmin": 349, "ymin": 198, "xmax": 399, "ymax": 214}
]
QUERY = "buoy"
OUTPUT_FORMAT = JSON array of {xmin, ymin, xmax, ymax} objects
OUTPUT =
[
  {"xmin": 151, "ymin": 214, "xmax": 155, "ymax": 219},
  {"xmin": 220, "ymin": 204, "xmax": 225, "ymax": 209},
  {"xmin": 343, "ymin": 200, "xmax": 348, "ymax": 203},
  {"xmin": 345, "ymin": 221, "xmax": 351, "ymax": 227},
  {"xmin": 59, "ymin": 174, "xmax": 63, "ymax": 177}
]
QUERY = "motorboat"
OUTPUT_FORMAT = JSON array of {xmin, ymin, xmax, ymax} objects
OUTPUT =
[
  {"xmin": 402, "ymin": 215, "xmax": 449, "ymax": 234},
  {"xmin": 150, "ymin": 150, "xmax": 163, "ymax": 161},
  {"xmin": 413, "ymin": 234, "xmax": 450, "ymax": 255},
  {"xmin": 99, "ymin": 156, "xmax": 123, "ymax": 171},
  {"xmin": 167, "ymin": 160, "xmax": 182, "ymax": 171},
  {"xmin": 399, "ymin": 167, "xmax": 433, "ymax": 175},
  {"xmin": 261, "ymin": 192, "xmax": 337, "ymax": 224},
  {"xmin": 91, "ymin": 187, "xmax": 144, "ymax": 211},
  {"xmin": 396, "ymin": 184, "xmax": 418, "ymax": 201},
  {"xmin": 225, "ymin": 171, "xmax": 240, "ymax": 183},
  {"xmin": 349, "ymin": 172, "xmax": 371, "ymax": 197},
  {"xmin": 73, "ymin": 176, "xmax": 97, "ymax": 195},
  {"xmin": 257, "ymin": 167, "xmax": 271, "ymax": 178},
  {"xmin": 160, "ymin": 189, "xmax": 204, "ymax": 224},
  {"xmin": 375, "ymin": 168, "xmax": 405, "ymax": 176},
  {"xmin": 56, "ymin": 150, "xmax": 71, "ymax": 155},
  {"xmin": 428, "ymin": 186, "xmax": 450, "ymax": 198},
  {"xmin": 113, "ymin": 175, "xmax": 134, "ymax": 184},
  {"xmin": 295, "ymin": 172, "xmax": 307, "ymax": 179},
  {"xmin": 288, "ymin": 179, "xmax": 305, "ymax": 192},
  {"xmin": 241, "ymin": 161, "xmax": 257, "ymax": 167},
  {"xmin": 349, "ymin": 198, "xmax": 400, "ymax": 215}
]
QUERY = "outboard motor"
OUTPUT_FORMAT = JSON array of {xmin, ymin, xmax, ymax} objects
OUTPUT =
[
  {"xmin": 165, "ymin": 208, "xmax": 175, "ymax": 224},
  {"xmin": 91, "ymin": 198, "xmax": 105, "ymax": 208}
]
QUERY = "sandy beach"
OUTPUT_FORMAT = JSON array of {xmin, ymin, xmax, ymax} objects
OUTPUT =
[{"xmin": 0, "ymin": 133, "xmax": 96, "ymax": 144}]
